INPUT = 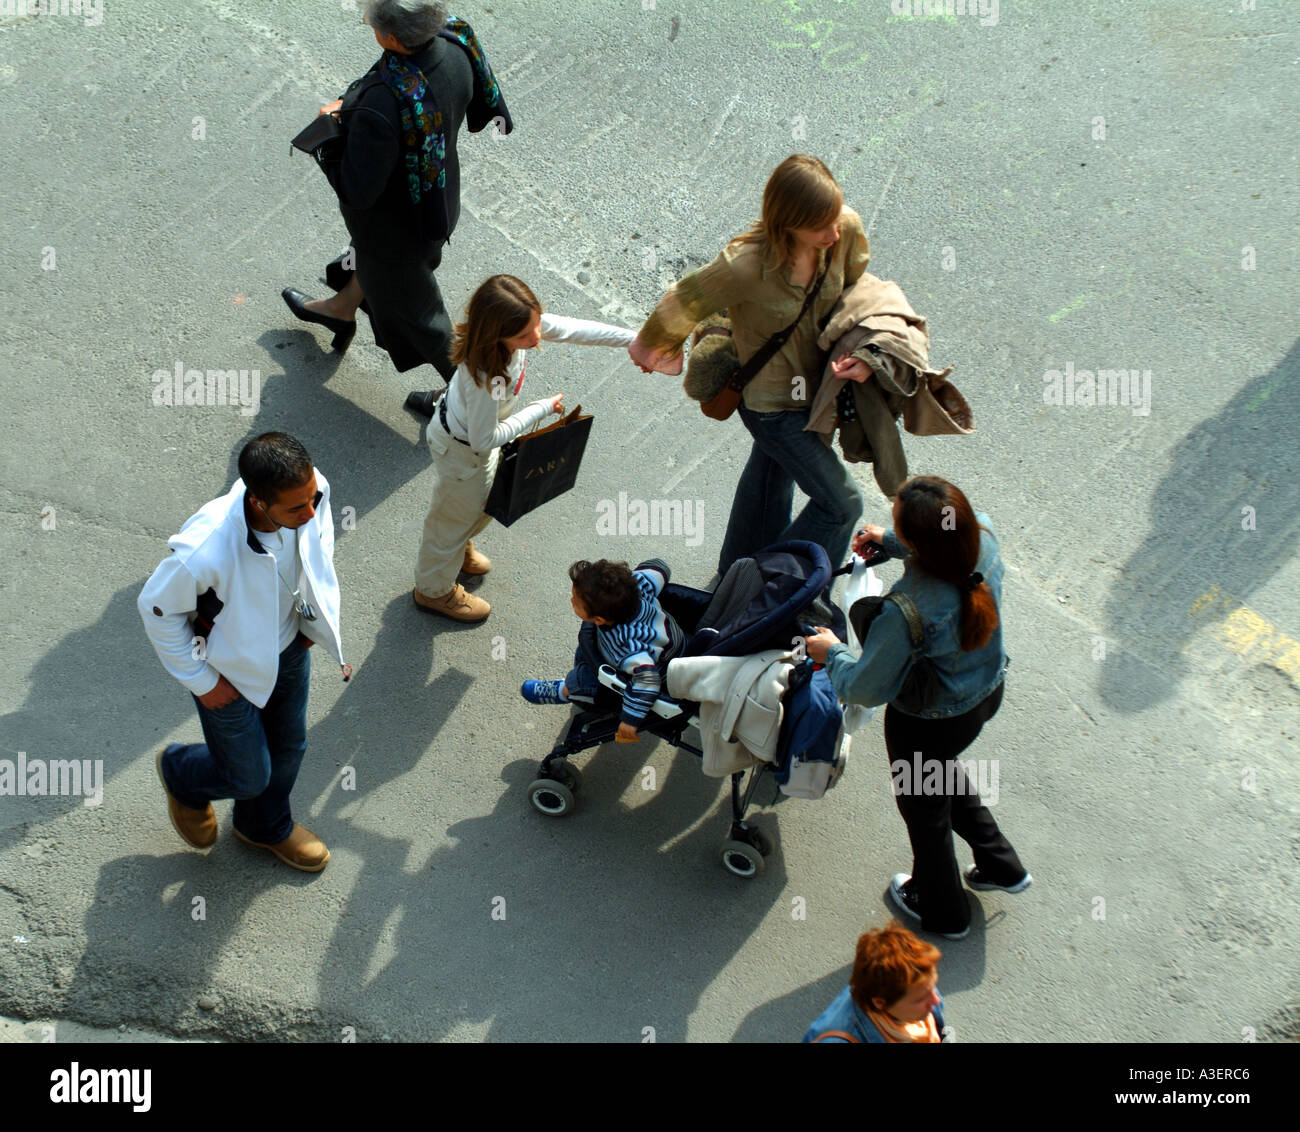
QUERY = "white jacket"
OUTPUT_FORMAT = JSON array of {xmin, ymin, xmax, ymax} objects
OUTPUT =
[
  {"xmin": 138, "ymin": 470, "xmax": 346, "ymax": 708},
  {"xmin": 440, "ymin": 311, "xmax": 635, "ymax": 455},
  {"xmin": 666, "ymin": 650, "xmax": 797, "ymax": 777}
]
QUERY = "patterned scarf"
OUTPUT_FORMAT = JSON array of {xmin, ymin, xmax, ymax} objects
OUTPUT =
[{"xmin": 378, "ymin": 16, "xmax": 504, "ymax": 209}]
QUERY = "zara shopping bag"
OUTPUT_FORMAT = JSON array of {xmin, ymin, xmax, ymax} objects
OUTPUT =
[{"xmin": 485, "ymin": 405, "xmax": 594, "ymax": 527}]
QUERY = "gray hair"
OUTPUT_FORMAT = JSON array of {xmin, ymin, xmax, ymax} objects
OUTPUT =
[{"xmin": 364, "ymin": 0, "xmax": 450, "ymax": 50}]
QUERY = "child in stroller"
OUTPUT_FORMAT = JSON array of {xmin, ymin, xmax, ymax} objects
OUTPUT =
[
  {"xmin": 521, "ymin": 557, "xmax": 685, "ymax": 744},
  {"xmin": 520, "ymin": 540, "xmax": 854, "ymax": 877}
]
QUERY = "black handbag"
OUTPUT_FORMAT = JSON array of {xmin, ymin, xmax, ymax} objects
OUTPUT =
[
  {"xmin": 485, "ymin": 406, "xmax": 594, "ymax": 527},
  {"xmin": 290, "ymin": 113, "xmax": 345, "ymax": 170},
  {"xmin": 848, "ymin": 590, "xmax": 942, "ymax": 713}
]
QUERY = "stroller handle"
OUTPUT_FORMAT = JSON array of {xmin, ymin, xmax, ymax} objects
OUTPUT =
[{"xmin": 833, "ymin": 544, "xmax": 890, "ymax": 575}]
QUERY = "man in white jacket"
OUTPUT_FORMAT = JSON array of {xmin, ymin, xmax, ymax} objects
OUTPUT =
[{"xmin": 138, "ymin": 433, "xmax": 348, "ymax": 872}]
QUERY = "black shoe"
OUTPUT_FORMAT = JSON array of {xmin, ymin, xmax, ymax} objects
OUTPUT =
[
  {"xmin": 889, "ymin": 873, "xmax": 969, "ymax": 940},
  {"xmin": 405, "ymin": 389, "xmax": 444, "ymax": 417},
  {"xmin": 281, "ymin": 287, "xmax": 356, "ymax": 354},
  {"xmin": 964, "ymin": 865, "xmax": 1032, "ymax": 894}
]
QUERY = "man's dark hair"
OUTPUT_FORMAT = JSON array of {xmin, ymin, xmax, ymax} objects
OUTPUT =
[
  {"xmin": 238, "ymin": 433, "xmax": 313, "ymax": 505},
  {"xmin": 569, "ymin": 560, "xmax": 641, "ymax": 624}
]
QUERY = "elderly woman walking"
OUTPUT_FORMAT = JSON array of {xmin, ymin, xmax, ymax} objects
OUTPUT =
[
  {"xmin": 282, "ymin": 0, "xmax": 512, "ymax": 416},
  {"xmin": 628, "ymin": 154, "xmax": 872, "ymax": 575}
]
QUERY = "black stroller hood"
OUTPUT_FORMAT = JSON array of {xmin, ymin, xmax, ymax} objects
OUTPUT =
[{"xmin": 684, "ymin": 540, "xmax": 848, "ymax": 658}]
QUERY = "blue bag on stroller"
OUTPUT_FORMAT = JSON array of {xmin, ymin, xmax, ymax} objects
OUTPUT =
[{"xmin": 772, "ymin": 662, "xmax": 846, "ymax": 800}]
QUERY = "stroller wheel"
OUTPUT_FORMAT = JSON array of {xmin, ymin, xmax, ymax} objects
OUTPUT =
[
  {"xmin": 547, "ymin": 759, "xmax": 582, "ymax": 793},
  {"xmin": 719, "ymin": 839, "xmax": 765, "ymax": 879},
  {"xmin": 528, "ymin": 778, "xmax": 576, "ymax": 818},
  {"xmin": 741, "ymin": 826, "xmax": 772, "ymax": 857}
]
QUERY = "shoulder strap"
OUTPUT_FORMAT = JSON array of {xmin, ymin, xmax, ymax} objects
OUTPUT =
[
  {"xmin": 727, "ymin": 256, "xmax": 834, "ymax": 393},
  {"xmin": 812, "ymin": 1030, "xmax": 860, "ymax": 1043},
  {"xmin": 886, "ymin": 591, "xmax": 926, "ymax": 654}
]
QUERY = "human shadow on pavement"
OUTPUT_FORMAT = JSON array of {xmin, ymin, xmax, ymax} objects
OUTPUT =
[
  {"xmin": 1100, "ymin": 340, "xmax": 1300, "ymax": 711},
  {"xmin": 59, "ymin": 849, "xmax": 324, "ymax": 1037},
  {"xmin": 0, "ymin": 584, "xmax": 196, "ymax": 854},
  {"xmin": 53, "ymin": 593, "xmax": 475, "ymax": 1038}
]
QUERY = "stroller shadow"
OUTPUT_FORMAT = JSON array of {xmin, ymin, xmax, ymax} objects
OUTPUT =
[
  {"xmin": 308, "ymin": 748, "xmax": 791, "ymax": 1042},
  {"xmin": 1099, "ymin": 339, "xmax": 1300, "ymax": 711}
]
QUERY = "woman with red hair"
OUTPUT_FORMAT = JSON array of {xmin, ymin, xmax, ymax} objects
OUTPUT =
[
  {"xmin": 805, "ymin": 476, "xmax": 1030, "ymax": 940},
  {"xmin": 803, "ymin": 923, "xmax": 949, "ymax": 1043}
]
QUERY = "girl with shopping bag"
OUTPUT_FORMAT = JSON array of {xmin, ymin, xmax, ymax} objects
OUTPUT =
[{"xmin": 412, "ymin": 274, "xmax": 642, "ymax": 623}]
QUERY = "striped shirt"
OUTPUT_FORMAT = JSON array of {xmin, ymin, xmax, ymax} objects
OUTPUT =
[{"xmin": 593, "ymin": 559, "xmax": 685, "ymax": 724}]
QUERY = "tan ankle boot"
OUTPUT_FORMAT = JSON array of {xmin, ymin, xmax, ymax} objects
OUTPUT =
[
  {"xmin": 461, "ymin": 540, "xmax": 491, "ymax": 575},
  {"xmin": 413, "ymin": 583, "xmax": 490, "ymax": 622},
  {"xmin": 156, "ymin": 747, "xmax": 217, "ymax": 849},
  {"xmin": 234, "ymin": 823, "xmax": 330, "ymax": 872}
]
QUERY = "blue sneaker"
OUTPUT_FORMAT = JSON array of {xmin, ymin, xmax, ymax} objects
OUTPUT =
[{"xmin": 521, "ymin": 679, "xmax": 568, "ymax": 705}]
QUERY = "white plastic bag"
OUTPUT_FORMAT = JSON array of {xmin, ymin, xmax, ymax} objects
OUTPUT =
[{"xmin": 838, "ymin": 554, "xmax": 884, "ymax": 736}]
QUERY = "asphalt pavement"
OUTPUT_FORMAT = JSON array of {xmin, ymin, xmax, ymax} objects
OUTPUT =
[{"xmin": 0, "ymin": 0, "xmax": 1296, "ymax": 1042}]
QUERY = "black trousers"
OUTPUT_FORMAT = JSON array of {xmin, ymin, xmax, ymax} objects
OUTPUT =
[
  {"xmin": 327, "ymin": 244, "xmax": 455, "ymax": 380},
  {"xmin": 883, "ymin": 681, "xmax": 1025, "ymax": 933}
]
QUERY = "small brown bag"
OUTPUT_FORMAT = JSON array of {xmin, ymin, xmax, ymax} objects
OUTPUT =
[{"xmin": 690, "ymin": 258, "xmax": 832, "ymax": 421}]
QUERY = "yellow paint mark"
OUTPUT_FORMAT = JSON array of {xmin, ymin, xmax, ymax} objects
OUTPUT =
[
  {"xmin": 1190, "ymin": 588, "xmax": 1300, "ymax": 684},
  {"xmin": 1188, "ymin": 585, "xmax": 1224, "ymax": 615},
  {"xmin": 1218, "ymin": 608, "xmax": 1276, "ymax": 654}
]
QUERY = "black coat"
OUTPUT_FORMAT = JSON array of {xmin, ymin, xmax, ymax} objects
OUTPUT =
[{"xmin": 328, "ymin": 36, "xmax": 479, "ymax": 253}]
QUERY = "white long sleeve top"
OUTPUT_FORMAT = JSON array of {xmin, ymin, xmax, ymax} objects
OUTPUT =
[{"xmin": 441, "ymin": 311, "xmax": 635, "ymax": 455}]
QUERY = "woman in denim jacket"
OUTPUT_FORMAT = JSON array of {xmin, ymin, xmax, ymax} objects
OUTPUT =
[
  {"xmin": 806, "ymin": 476, "xmax": 1031, "ymax": 939},
  {"xmin": 803, "ymin": 923, "xmax": 951, "ymax": 1043}
]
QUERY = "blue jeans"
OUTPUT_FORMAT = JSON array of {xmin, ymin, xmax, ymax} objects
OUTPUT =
[
  {"xmin": 718, "ymin": 405, "xmax": 864, "ymax": 574},
  {"xmin": 160, "ymin": 640, "xmax": 311, "ymax": 844},
  {"xmin": 564, "ymin": 623, "xmax": 601, "ymax": 702}
]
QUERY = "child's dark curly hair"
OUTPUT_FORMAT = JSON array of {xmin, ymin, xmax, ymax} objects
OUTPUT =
[{"xmin": 569, "ymin": 559, "xmax": 641, "ymax": 624}]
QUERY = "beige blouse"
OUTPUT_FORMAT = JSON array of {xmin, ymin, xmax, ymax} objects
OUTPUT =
[{"xmin": 638, "ymin": 206, "xmax": 870, "ymax": 412}]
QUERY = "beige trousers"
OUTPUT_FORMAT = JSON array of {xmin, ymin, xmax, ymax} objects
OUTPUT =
[{"xmin": 415, "ymin": 418, "xmax": 499, "ymax": 598}]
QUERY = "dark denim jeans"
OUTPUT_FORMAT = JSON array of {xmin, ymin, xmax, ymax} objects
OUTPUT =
[
  {"xmin": 563, "ymin": 622, "xmax": 600, "ymax": 702},
  {"xmin": 718, "ymin": 405, "xmax": 865, "ymax": 574},
  {"xmin": 160, "ymin": 641, "xmax": 311, "ymax": 844}
]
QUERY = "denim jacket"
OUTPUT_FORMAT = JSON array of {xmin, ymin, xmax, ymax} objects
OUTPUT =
[
  {"xmin": 802, "ymin": 985, "xmax": 950, "ymax": 1043},
  {"xmin": 824, "ymin": 511, "xmax": 1008, "ymax": 719}
]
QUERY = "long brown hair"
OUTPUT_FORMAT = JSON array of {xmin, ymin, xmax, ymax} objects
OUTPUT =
[
  {"xmin": 450, "ymin": 275, "xmax": 541, "ymax": 388},
  {"xmin": 893, "ymin": 476, "xmax": 999, "ymax": 652},
  {"xmin": 732, "ymin": 154, "xmax": 844, "ymax": 269}
]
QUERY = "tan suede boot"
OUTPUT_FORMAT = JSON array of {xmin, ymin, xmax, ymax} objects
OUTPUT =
[
  {"xmin": 156, "ymin": 747, "xmax": 217, "ymax": 849},
  {"xmin": 234, "ymin": 823, "xmax": 330, "ymax": 872},
  {"xmin": 413, "ymin": 583, "xmax": 490, "ymax": 622},
  {"xmin": 461, "ymin": 540, "xmax": 491, "ymax": 575}
]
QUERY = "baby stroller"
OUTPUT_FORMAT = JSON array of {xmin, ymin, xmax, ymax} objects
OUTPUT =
[{"xmin": 526, "ymin": 540, "xmax": 874, "ymax": 878}]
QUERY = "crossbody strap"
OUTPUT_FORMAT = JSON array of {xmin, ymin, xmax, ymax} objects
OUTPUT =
[
  {"xmin": 812, "ymin": 1030, "xmax": 861, "ymax": 1043},
  {"xmin": 886, "ymin": 591, "xmax": 926, "ymax": 656},
  {"xmin": 727, "ymin": 255, "xmax": 833, "ymax": 393}
]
